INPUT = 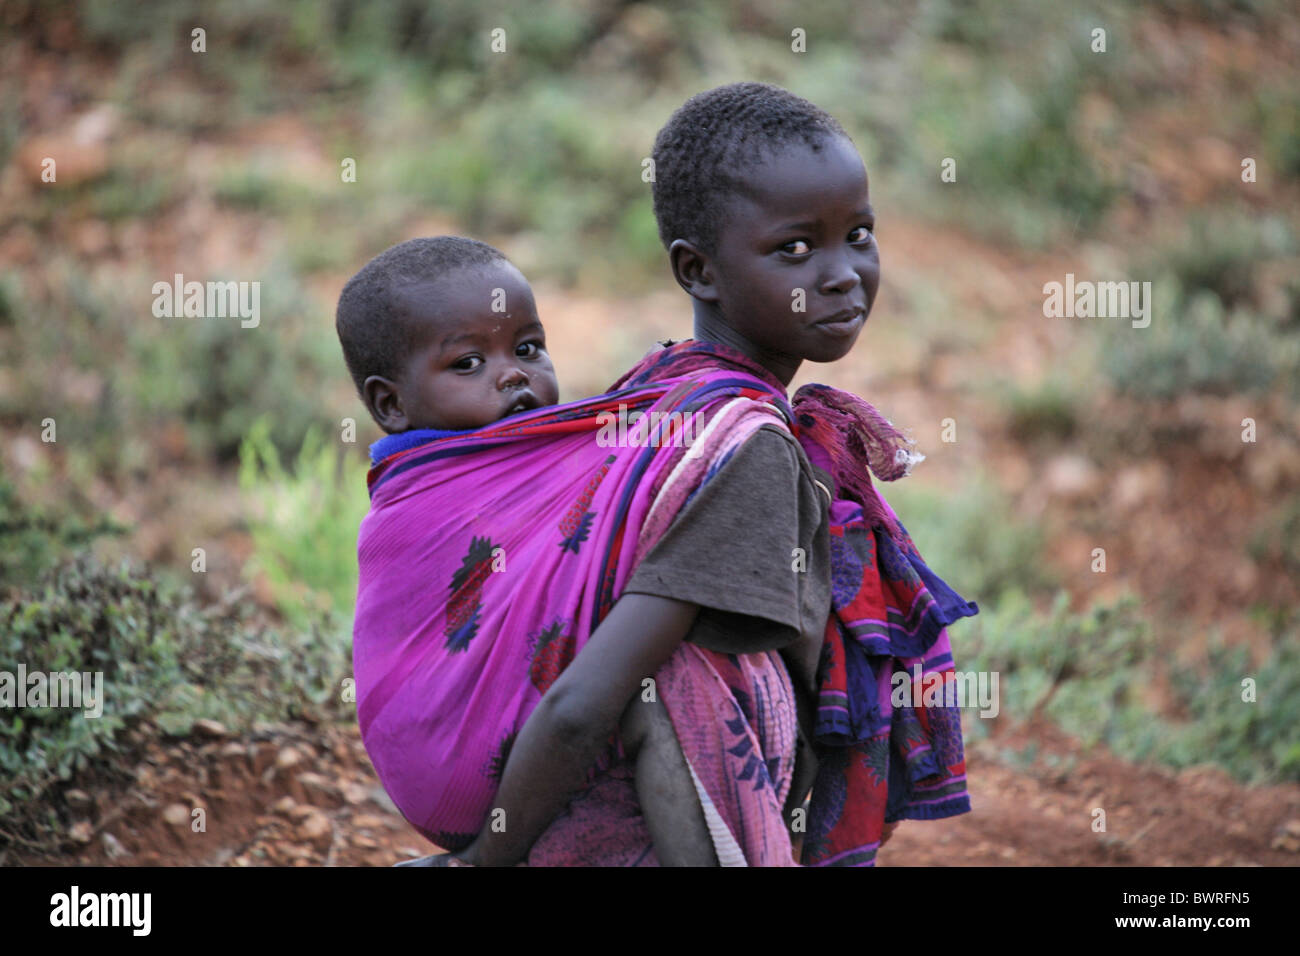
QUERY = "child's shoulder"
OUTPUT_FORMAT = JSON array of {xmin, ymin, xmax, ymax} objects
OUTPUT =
[{"xmin": 732, "ymin": 423, "xmax": 834, "ymax": 510}]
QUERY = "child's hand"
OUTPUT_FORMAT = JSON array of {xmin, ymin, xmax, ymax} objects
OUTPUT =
[{"xmin": 393, "ymin": 852, "xmax": 468, "ymax": 867}]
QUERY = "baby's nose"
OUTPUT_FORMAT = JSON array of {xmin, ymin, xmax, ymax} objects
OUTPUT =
[{"xmin": 498, "ymin": 365, "xmax": 530, "ymax": 389}]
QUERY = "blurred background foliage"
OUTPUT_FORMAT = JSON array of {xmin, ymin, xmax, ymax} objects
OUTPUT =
[{"xmin": 1, "ymin": 0, "xmax": 1298, "ymax": 850}]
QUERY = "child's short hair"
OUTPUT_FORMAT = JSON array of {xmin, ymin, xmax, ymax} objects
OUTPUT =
[
  {"xmin": 336, "ymin": 236, "xmax": 507, "ymax": 401},
  {"xmin": 651, "ymin": 82, "xmax": 849, "ymax": 253}
]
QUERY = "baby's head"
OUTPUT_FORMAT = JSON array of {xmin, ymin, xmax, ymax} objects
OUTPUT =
[
  {"xmin": 336, "ymin": 236, "xmax": 559, "ymax": 434},
  {"xmin": 652, "ymin": 83, "xmax": 879, "ymax": 378}
]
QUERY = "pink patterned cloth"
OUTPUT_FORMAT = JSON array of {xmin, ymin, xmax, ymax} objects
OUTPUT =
[{"xmin": 355, "ymin": 368, "xmax": 800, "ymax": 864}]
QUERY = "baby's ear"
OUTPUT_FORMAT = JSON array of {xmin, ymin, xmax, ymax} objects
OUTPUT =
[
  {"xmin": 668, "ymin": 239, "xmax": 718, "ymax": 303},
  {"xmin": 364, "ymin": 375, "xmax": 407, "ymax": 433}
]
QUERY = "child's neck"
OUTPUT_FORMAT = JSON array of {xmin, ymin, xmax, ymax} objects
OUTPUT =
[{"xmin": 692, "ymin": 302, "xmax": 799, "ymax": 387}]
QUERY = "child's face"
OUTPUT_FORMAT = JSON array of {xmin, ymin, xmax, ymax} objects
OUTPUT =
[
  {"xmin": 377, "ymin": 261, "xmax": 559, "ymax": 432},
  {"xmin": 699, "ymin": 134, "xmax": 880, "ymax": 375}
]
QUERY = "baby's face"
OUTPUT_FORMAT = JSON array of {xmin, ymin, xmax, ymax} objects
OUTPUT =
[{"xmin": 392, "ymin": 261, "xmax": 559, "ymax": 431}]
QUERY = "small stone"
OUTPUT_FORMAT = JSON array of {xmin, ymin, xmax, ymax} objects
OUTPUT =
[
  {"xmin": 295, "ymin": 811, "xmax": 333, "ymax": 848},
  {"xmin": 351, "ymin": 814, "xmax": 387, "ymax": 831},
  {"xmin": 287, "ymin": 804, "xmax": 316, "ymax": 823},
  {"xmin": 275, "ymin": 747, "xmax": 302, "ymax": 771},
  {"xmin": 298, "ymin": 772, "xmax": 343, "ymax": 808},
  {"xmin": 192, "ymin": 719, "xmax": 228, "ymax": 739},
  {"xmin": 102, "ymin": 832, "xmax": 130, "ymax": 859},
  {"xmin": 162, "ymin": 803, "xmax": 192, "ymax": 829},
  {"xmin": 352, "ymin": 835, "xmax": 378, "ymax": 850},
  {"xmin": 65, "ymin": 789, "xmax": 93, "ymax": 811},
  {"xmin": 342, "ymin": 782, "xmax": 370, "ymax": 806},
  {"xmin": 1045, "ymin": 454, "xmax": 1100, "ymax": 500},
  {"xmin": 251, "ymin": 743, "xmax": 277, "ymax": 776},
  {"xmin": 68, "ymin": 821, "xmax": 93, "ymax": 845},
  {"xmin": 1271, "ymin": 820, "xmax": 1300, "ymax": 853},
  {"xmin": 271, "ymin": 796, "xmax": 298, "ymax": 817}
]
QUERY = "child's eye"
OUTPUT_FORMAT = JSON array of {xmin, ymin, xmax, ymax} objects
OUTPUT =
[
  {"xmin": 452, "ymin": 355, "xmax": 483, "ymax": 371},
  {"xmin": 517, "ymin": 341, "xmax": 543, "ymax": 358},
  {"xmin": 849, "ymin": 225, "xmax": 874, "ymax": 244},
  {"xmin": 781, "ymin": 239, "xmax": 812, "ymax": 256}
]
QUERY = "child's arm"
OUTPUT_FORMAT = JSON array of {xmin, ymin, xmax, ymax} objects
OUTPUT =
[{"xmin": 454, "ymin": 592, "xmax": 699, "ymax": 867}]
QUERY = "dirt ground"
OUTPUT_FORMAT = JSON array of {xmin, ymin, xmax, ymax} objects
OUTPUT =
[{"xmin": 20, "ymin": 714, "xmax": 1296, "ymax": 868}]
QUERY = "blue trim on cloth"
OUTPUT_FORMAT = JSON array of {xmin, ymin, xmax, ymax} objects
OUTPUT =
[{"xmin": 369, "ymin": 427, "xmax": 476, "ymax": 465}]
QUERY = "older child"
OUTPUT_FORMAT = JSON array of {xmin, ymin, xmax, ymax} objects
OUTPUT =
[
  {"xmin": 449, "ymin": 83, "xmax": 977, "ymax": 867},
  {"xmin": 338, "ymin": 236, "xmax": 720, "ymax": 865}
]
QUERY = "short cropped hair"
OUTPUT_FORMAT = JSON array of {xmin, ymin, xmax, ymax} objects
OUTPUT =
[
  {"xmin": 335, "ymin": 236, "xmax": 507, "ymax": 400},
  {"xmin": 650, "ymin": 82, "xmax": 849, "ymax": 253}
]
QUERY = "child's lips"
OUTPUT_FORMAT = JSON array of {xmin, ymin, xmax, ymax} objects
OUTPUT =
[
  {"xmin": 506, "ymin": 393, "xmax": 539, "ymax": 415},
  {"xmin": 813, "ymin": 307, "xmax": 866, "ymax": 336}
]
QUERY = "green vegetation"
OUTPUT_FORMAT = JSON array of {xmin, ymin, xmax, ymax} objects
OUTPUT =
[
  {"xmin": 0, "ymin": 477, "xmax": 128, "ymax": 593},
  {"xmin": 1095, "ymin": 209, "xmax": 1300, "ymax": 400},
  {"xmin": 885, "ymin": 475, "xmax": 1056, "ymax": 604},
  {"xmin": 1249, "ymin": 495, "xmax": 1300, "ymax": 577},
  {"xmin": 0, "ymin": 553, "xmax": 351, "ymax": 850},
  {"xmin": 891, "ymin": 473, "xmax": 1300, "ymax": 784},
  {"xmin": 1099, "ymin": 286, "xmax": 1293, "ymax": 399},
  {"xmin": 238, "ymin": 418, "xmax": 371, "ymax": 632},
  {"xmin": 1001, "ymin": 379, "xmax": 1082, "ymax": 445},
  {"xmin": 961, "ymin": 592, "xmax": 1300, "ymax": 784}
]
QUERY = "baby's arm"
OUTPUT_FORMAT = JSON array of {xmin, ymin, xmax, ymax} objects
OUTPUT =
[{"xmin": 453, "ymin": 592, "xmax": 699, "ymax": 867}]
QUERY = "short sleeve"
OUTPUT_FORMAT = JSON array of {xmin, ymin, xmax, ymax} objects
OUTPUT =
[{"xmin": 622, "ymin": 425, "xmax": 831, "ymax": 654}]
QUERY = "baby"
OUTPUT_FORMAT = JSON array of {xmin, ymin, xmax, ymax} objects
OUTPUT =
[{"xmin": 335, "ymin": 235, "xmax": 717, "ymax": 865}]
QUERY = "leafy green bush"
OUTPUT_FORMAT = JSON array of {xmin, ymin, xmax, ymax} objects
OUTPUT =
[
  {"xmin": 1248, "ymin": 495, "xmax": 1300, "ymax": 577},
  {"xmin": 1001, "ymin": 379, "xmax": 1081, "ymax": 444},
  {"xmin": 126, "ymin": 266, "xmax": 338, "ymax": 463},
  {"xmin": 1163, "ymin": 630, "xmax": 1300, "ymax": 782},
  {"xmin": 961, "ymin": 591, "xmax": 1300, "ymax": 783},
  {"xmin": 0, "ymin": 477, "xmax": 127, "ymax": 594},
  {"xmin": 884, "ymin": 475, "xmax": 1055, "ymax": 605},
  {"xmin": 961, "ymin": 592, "xmax": 1150, "ymax": 732},
  {"xmin": 1140, "ymin": 210, "xmax": 1294, "ymax": 311},
  {"xmin": 1099, "ymin": 285, "xmax": 1297, "ymax": 399},
  {"xmin": 238, "ymin": 417, "xmax": 370, "ymax": 632},
  {"xmin": 0, "ymin": 553, "xmax": 352, "ymax": 848}
]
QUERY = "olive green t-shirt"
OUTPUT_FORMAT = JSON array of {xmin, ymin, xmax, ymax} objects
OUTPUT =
[{"xmin": 622, "ymin": 425, "xmax": 833, "ymax": 668}]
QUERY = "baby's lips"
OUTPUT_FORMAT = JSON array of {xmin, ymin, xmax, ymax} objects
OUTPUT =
[{"xmin": 506, "ymin": 392, "xmax": 539, "ymax": 414}]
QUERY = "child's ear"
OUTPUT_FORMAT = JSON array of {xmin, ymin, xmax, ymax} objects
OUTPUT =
[
  {"xmin": 364, "ymin": 375, "xmax": 409, "ymax": 433},
  {"xmin": 668, "ymin": 239, "xmax": 719, "ymax": 304}
]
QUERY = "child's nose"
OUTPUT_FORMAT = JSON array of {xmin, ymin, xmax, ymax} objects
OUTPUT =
[
  {"xmin": 819, "ymin": 253, "xmax": 863, "ymax": 295},
  {"xmin": 498, "ymin": 365, "xmax": 530, "ymax": 390}
]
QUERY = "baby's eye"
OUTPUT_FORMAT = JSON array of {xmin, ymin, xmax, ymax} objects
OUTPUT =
[
  {"xmin": 452, "ymin": 355, "xmax": 483, "ymax": 371},
  {"xmin": 781, "ymin": 239, "xmax": 812, "ymax": 256},
  {"xmin": 517, "ymin": 341, "xmax": 543, "ymax": 358},
  {"xmin": 849, "ymin": 225, "xmax": 874, "ymax": 244}
]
